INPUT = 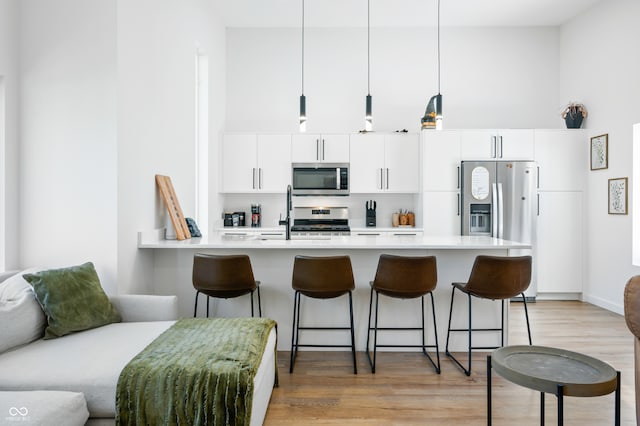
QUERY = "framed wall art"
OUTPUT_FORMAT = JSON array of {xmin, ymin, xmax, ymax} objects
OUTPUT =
[
  {"xmin": 608, "ymin": 177, "xmax": 628, "ymax": 215},
  {"xmin": 590, "ymin": 134, "xmax": 608, "ymax": 170}
]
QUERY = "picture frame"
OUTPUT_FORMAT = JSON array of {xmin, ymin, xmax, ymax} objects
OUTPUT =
[
  {"xmin": 590, "ymin": 134, "xmax": 608, "ymax": 170},
  {"xmin": 608, "ymin": 177, "xmax": 628, "ymax": 215}
]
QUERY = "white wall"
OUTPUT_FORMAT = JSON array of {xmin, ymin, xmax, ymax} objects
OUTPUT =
[
  {"xmin": 560, "ymin": 0, "xmax": 640, "ymax": 313},
  {"xmin": 117, "ymin": 0, "xmax": 226, "ymax": 293},
  {"xmin": 18, "ymin": 0, "xmax": 118, "ymax": 292},
  {"xmin": 0, "ymin": 0, "xmax": 19, "ymax": 271},
  {"xmin": 225, "ymin": 26, "xmax": 561, "ymax": 133}
]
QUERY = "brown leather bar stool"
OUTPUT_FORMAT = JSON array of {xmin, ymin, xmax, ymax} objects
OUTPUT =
[
  {"xmin": 192, "ymin": 253, "xmax": 261, "ymax": 318},
  {"xmin": 366, "ymin": 254, "xmax": 440, "ymax": 374},
  {"xmin": 445, "ymin": 255, "xmax": 532, "ymax": 376},
  {"xmin": 290, "ymin": 255, "xmax": 357, "ymax": 374}
]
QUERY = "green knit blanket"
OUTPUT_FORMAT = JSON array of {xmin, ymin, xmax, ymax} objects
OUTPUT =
[{"xmin": 116, "ymin": 317, "xmax": 277, "ymax": 426}]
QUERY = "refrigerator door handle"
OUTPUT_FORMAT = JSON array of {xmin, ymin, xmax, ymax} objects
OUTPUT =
[
  {"xmin": 491, "ymin": 183, "xmax": 498, "ymax": 238},
  {"xmin": 497, "ymin": 182, "xmax": 504, "ymax": 239}
]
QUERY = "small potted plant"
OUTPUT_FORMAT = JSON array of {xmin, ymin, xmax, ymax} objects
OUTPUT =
[{"xmin": 561, "ymin": 102, "xmax": 587, "ymax": 129}]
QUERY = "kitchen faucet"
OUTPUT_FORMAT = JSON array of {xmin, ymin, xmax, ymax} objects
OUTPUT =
[{"xmin": 279, "ymin": 184, "xmax": 292, "ymax": 240}]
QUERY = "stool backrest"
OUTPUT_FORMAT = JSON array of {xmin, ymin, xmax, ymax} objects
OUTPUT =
[
  {"xmin": 192, "ymin": 254, "xmax": 256, "ymax": 297},
  {"xmin": 292, "ymin": 255, "xmax": 355, "ymax": 299},
  {"xmin": 465, "ymin": 255, "xmax": 531, "ymax": 300},
  {"xmin": 373, "ymin": 254, "xmax": 437, "ymax": 298}
]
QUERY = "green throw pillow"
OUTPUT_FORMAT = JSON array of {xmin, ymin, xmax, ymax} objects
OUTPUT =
[{"xmin": 23, "ymin": 262, "xmax": 121, "ymax": 339}]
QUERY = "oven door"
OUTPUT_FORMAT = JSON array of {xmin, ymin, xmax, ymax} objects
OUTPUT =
[{"xmin": 291, "ymin": 163, "xmax": 349, "ymax": 196}]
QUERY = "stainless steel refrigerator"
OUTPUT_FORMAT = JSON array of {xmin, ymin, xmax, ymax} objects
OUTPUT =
[{"xmin": 460, "ymin": 160, "xmax": 537, "ymax": 298}]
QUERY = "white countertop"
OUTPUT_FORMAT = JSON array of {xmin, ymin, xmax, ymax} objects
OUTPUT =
[{"xmin": 138, "ymin": 230, "xmax": 531, "ymax": 250}]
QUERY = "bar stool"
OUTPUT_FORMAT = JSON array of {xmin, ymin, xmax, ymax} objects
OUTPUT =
[
  {"xmin": 366, "ymin": 254, "xmax": 440, "ymax": 374},
  {"xmin": 290, "ymin": 255, "xmax": 357, "ymax": 374},
  {"xmin": 192, "ymin": 253, "xmax": 261, "ymax": 318},
  {"xmin": 445, "ymin": 255, "xmax": 532, "ymax": 376}
]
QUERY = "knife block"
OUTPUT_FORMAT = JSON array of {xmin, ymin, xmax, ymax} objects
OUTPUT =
[{"xmin": 366, "ymin": 208, "xmax": 376, "ymax": 227}]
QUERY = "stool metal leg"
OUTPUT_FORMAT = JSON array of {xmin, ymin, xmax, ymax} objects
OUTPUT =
[
  {"xmin": 541, "ymin": 392, "xmax": 545, "ymax": 426},
  {"xmin": 522, "ymin": 292, "xmax": 532, "ymax": 345},
  {"xmin": 365, "ymin": 286, "xmax": 376, "ymax": 373},
  {"xmin": 194, "ymin": 291, "xmax": 200, "ymax": 317},
  {"xmin": 257, "ymin": 287, "xmax": 262, "ymax": 317},
  {"xmin": 289, "ymin": 291, "xmax": 300, "ymax": 373},
  {"xmin": 348, "ymin": 291, "xmax": 358, "ymax": 374},
  {"xmin": 250, "ymin": 290, "xmax": 255, "ymax": 317},
  {"xmin": 206, "ymin": 295, "xmax": 210, "ymax": 318}
]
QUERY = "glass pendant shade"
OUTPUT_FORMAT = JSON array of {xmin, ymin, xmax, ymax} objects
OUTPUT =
[
  {"xmin": 421, "ymin": 93, "xmax": 442, "ymax": 130},
  {"xmin": 299, "ymin": 94, "xmax": 306, "ymax": 132},
  {"xmin": 365, "ymin": 94, "xmax": 372, "ymax": 131}
]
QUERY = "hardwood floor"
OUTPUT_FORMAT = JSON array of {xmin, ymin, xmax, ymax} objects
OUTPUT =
[{"xmin": 264, "ymin": 301, "xmax": 635, "ymax": 425}]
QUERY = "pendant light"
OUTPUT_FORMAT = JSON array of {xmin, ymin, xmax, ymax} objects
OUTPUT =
[
  {"xmin": 421, "ymin": 0, "xmax": 443, "ymax": 130},
  {"xmin": 364, "ymin": 0, "xmax": 373, "ymax": 132},
  {"xmin": 299, "ymin": 0, "xmax": 307, "ymax": 132}
]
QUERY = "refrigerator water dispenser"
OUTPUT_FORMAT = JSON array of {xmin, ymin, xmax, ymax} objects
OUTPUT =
[{"xmin": 469, "ymin": 204, "xmax": 491, "ymax": 235}]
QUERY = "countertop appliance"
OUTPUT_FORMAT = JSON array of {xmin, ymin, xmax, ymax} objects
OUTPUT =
[
  {"xmin": 291, "ymin": 207, "xmax": 350, "ymax": 236},
  {"xmin": 366, "ymin": 200, "xmax": 376, "ymax": 227},
  {"xmin": 460, "ymin": 160, "xmax": 537, "ymax": 298},
  {"xmin": 291, "ymin": 163, "xmax": 349, "ymax": 196}
]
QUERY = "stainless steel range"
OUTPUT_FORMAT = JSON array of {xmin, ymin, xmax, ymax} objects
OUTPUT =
[{"xmin": 290, "ymin": 207, "xmax": 350, "ymax": 236}]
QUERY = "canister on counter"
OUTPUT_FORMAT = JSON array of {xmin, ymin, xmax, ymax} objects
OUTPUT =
[{"xmin": 251, "ymin": 204, "xmax": 261, "ymax": 227}]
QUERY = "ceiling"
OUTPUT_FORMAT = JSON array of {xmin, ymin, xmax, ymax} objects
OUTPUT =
[{"xmin": 211, "ymin": 0, "xmax": 602, "ymax": 28}]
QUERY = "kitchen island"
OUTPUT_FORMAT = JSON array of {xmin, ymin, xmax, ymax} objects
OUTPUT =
[{"xmin": 139, "ymin": 231, "xmax": 531, "ymax": 352}]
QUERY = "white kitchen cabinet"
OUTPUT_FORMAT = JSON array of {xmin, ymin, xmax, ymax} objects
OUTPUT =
[
  {"xmin": 350, "ymin": 133, "xmax": 419, "ymax": 193},
  {"xmin": 535, "ymin": 129, "xmax": 586, "ymax": 191},
  {"xmin": 291, "ymin": 134, "xmax": 350, "ymax": 163},
  {"xmin": 536, "ymin": 191, "xmax": 583, "ymax": 294},
  {"xmin": 460, "ymin": 129, "xmax": 535, "ymax": 160},
  {"xmin": 221, "ymin": 134, "xmax": 291, "ymax": 193},
  {"xmin": 422, "ymin": 191, "xmax": 460, "ymax": 236},
  {"xmin": 422, "ymin": 130, "xmax": 461, "ymax": 191}
]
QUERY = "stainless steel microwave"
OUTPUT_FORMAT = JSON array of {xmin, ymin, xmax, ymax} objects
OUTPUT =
[{"xmin": 291, "ymin": 163, "xmax": 349, "ymax": 196}]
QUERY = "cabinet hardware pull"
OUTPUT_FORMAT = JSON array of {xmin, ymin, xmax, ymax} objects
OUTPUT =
[
  {"xmin": 457, "ymin": 166, "xmax": 460, "ymax": 189},
  {"xmin": 322, "ymin": 139, "xmax": 325, "ymax": 161},
  {"xmin": 386, "ymin": 168, "xmax": 390, "ymax": 189},
  {"xmin": 491, "ymin": 136, "xmax": 497, "ymax": 158},
  {"xmin": 537, "ymin": 166, "xmax": 540, "ymax": 189},
  {"xmin": 259, "ymin": 168, "xmax": 263, "ymax": 189},
  {"xmin": 316, "ymin": 139, "xmax": 320, "ymax": 161},
  {"xmin": 379, "ymin": 168, "xmax": 383, "ymax": 189},
  {"xmin": 499, "ymin": 135, "xmax": 503, "ymax": 158},
  {"xmin": 252, "ymin": 168, "xmax": 256, "ymax": 189},
  {"xmin": 537, "ymin": 193, "xmax": 540, "ymax": 216},
  {"xmin": 457, "ymin": 193, "xmax": 461, "ymax": 216}
]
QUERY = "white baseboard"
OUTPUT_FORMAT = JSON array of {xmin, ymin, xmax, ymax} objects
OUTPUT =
[{"xmin": 583, "ymin": 293, "xmax": 624, "ymax": 316}]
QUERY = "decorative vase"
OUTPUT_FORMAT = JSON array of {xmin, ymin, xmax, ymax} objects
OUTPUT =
[{"xmin": 564, "ymin": 113, "xmax": 584, "ymax": 129}]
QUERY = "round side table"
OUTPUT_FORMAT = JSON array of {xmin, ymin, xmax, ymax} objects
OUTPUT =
[{"xmin": 487, "ymin": 345, "xmax": 620, "ymax": 426}]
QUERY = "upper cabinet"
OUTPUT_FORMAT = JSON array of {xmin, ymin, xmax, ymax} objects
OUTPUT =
[
  {"xmin": 221, "ymin": 133, "xmax": 291, "ymax": 193},
  {"xmin": 422, "ymin": 130, "xmax": 461, "ymax": 191},
  {"xmin": 460, "ymin": 129, "xmax": 535, "ymax": 160},
  {"xmin": 534, "ymin": 129, "xmax": 586, "ymax": 191},
  {"xmin": 350, "ymin": 133, "xmax": 420, "ymax": 193},
  {"xmin": 291, "ymin": 134, "xmax": 350, "ymax": 163}
]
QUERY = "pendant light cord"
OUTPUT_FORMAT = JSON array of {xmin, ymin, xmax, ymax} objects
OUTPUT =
[
  {"xmin": 367, "ymin": 0, "xmax": 371, "ymax": 95},
  {"xmin": 437, "ymin": 0, "xmax": 440, "ymax": 94},
  {"xmin": 301, "ymin": 0, "xmax": 305, "ymax": 95}
]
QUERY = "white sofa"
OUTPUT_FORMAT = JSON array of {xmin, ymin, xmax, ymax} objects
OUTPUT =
[
  {"xmin": 0, "ymin": 270, "xmax": 178, "ymax": 424},
  {"xmin": 0, "ymin": 269, "xmax": 277, "ymax": 426}
]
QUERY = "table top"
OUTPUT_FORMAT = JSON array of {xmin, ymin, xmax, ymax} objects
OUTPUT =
[
  {"xmin": 491, "ymin": 345, "xmax": 618, "ymax": 397},
  {"xmin": 138, "ymin": 230, "xmax": 532, "ymax": 250}
]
